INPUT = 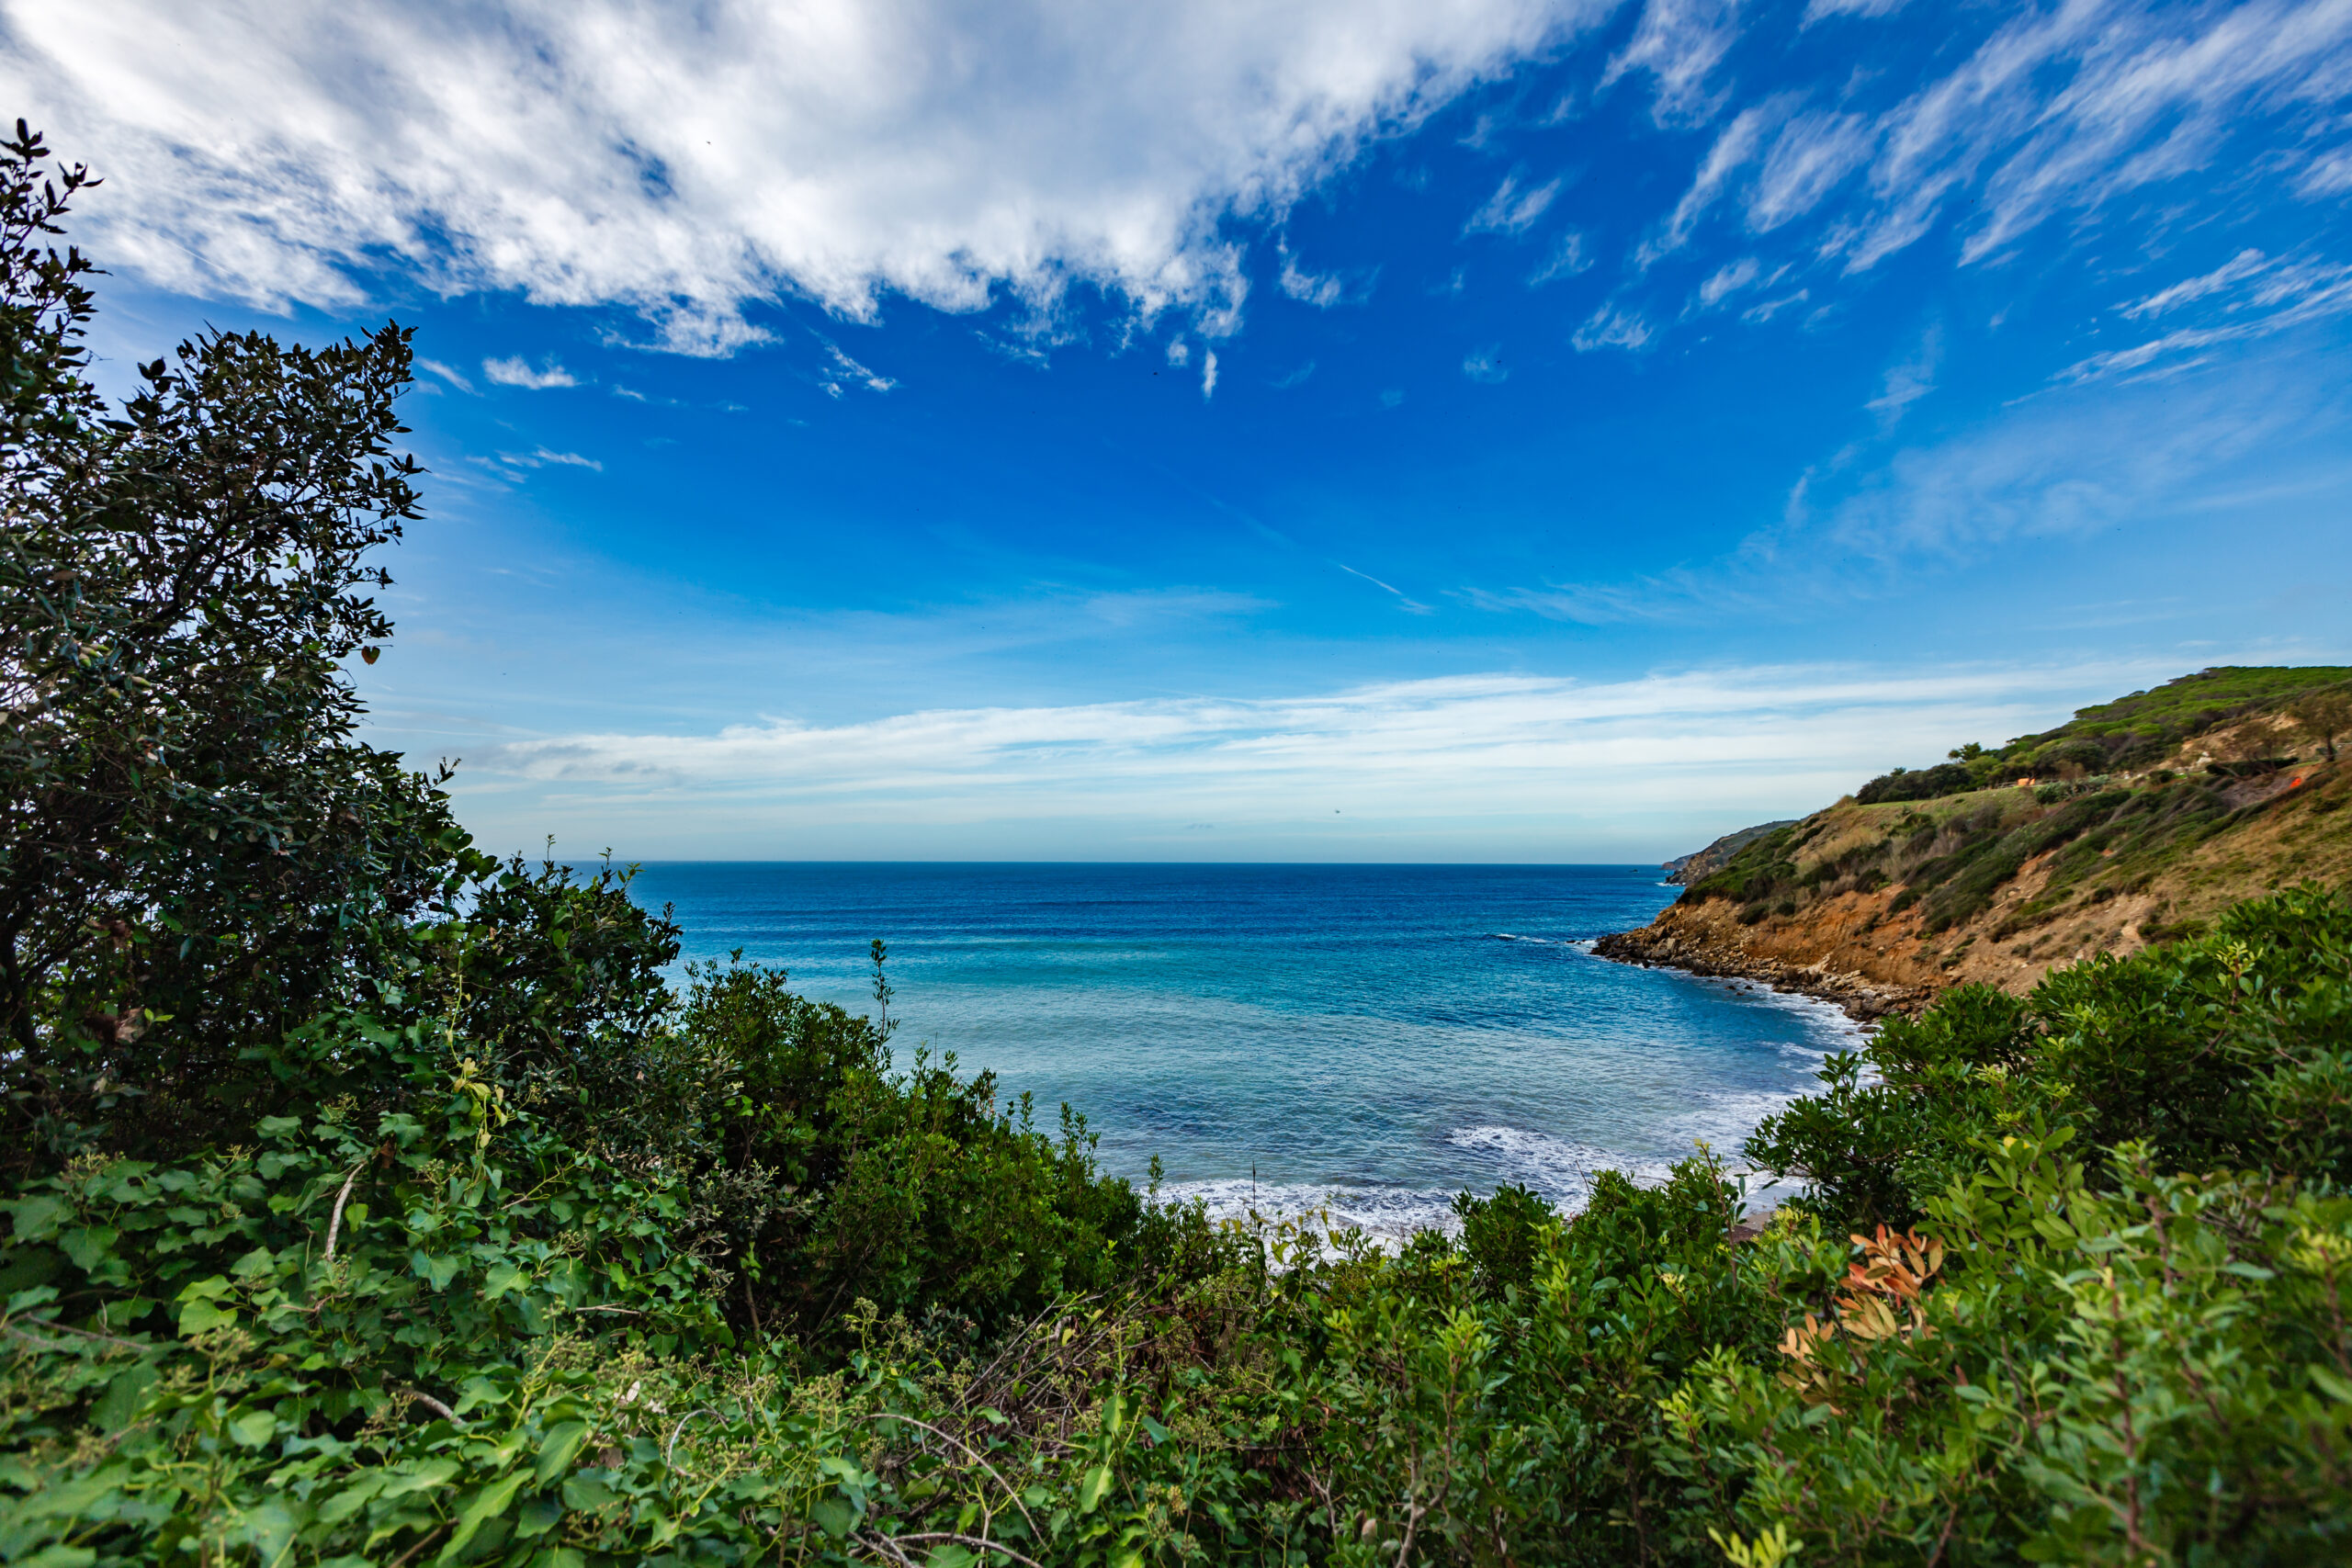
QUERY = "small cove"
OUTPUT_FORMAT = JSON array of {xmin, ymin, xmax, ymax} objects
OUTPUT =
[{"xmin": 628, "ymin": 862, "xmax": 1861, "ymax": 1236}]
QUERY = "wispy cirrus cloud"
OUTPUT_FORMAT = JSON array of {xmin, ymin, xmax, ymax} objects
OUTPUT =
[
  {"xmin": 1336, "ymin": 560, "xmax": 1435, "ymax": 613},
  {"xmin": 1603, "ymin": 0, "xmax": 2352, "ymax": 360},
  {"xmin": 1464, "ymin": 170, "xmax": 1563, "ymax": 234},
  {"xmin": 2054, "ymin": 254, "xmax": 2352, "ymax": 384},
  {"xmin": 1464, "ymin": 341, "xmax": 2352, "ymax": 624},
  {"xmin": 489, "ymin": 446, "xmax": 604, "ymax": 474},
  {"xmin": 1572, "ymin": 303, "xmax": 1654, "ymax": 351},
  {"xmin": 482, "ymin": 356, "xmax": 579, "ymax": 389},
  {"xmin": 819, "ymin": 344, "xmax": 897, "ymax": 398},
  {"xmin": 1527, "ymin": 231, "xmax": 1591, "ymax": 284},
  {"xmin": 1604, "ymin": 0, "xmax": 1747, "ymax": 127},
  {"xmin": 1277, "ymin": 245, "xmax": 1376, "ymax": 309},
  {"xmin": 415, "ymin": 356, "xmax": 474, "ymax": 392},
  {"xmin": 1461, "ymin": 345, "xmax": 1510, "ymax": 383}
]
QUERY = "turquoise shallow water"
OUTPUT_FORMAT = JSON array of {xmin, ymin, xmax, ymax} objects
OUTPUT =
[{"xmin": 626, "ymin": 863, "xmax": 1857, "ymax": 1235}]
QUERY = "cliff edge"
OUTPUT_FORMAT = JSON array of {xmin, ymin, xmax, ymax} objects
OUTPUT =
[{"xmin": 1599, "ymin": 666, "xmax": 2352, "ymax": 1018}]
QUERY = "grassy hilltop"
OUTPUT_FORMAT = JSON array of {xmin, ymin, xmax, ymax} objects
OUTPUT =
[{"xmin": 1611, "ymin": 667, "xmax": 2352, "ymax": 1006}]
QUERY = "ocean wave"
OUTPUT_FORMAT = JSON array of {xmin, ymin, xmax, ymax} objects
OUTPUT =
[
  {"xmin": 1155, "ymin": 1178, "xmax": 1461, "ymax": 1246},
  {"xmin": 1446, "ymin": 1124, "xmax": 1676, "ymax": 1206}
]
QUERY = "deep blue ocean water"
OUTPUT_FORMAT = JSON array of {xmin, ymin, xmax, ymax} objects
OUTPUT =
[{"xmin": 625, "ymin": 863, "xmax": 1858, "ymax": 1236}]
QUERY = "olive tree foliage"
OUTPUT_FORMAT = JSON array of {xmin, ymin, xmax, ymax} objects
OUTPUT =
[
  {"xmin": 0, "ymin": 123, "xmax": 463, "ymax": 1165},
  {"xmin": 2295, "ymin": 681, "xmax": 2352, "ymax": 763}
]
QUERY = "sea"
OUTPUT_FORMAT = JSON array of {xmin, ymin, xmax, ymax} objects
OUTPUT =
[{"xmin": 625, "ymin": 863, "xmax": 1861, "ymax": 1239}]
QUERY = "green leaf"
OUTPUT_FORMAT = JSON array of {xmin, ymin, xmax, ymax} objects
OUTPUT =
[
  {"xmin": 6, "ymin": 1195, "xmax": 70, "ymax": 1242},
  {"xmin": 437, "ymin": 1470, "xmax": 528, "ymax": 1562},
  {"xmin": 560, "ymin": 1474, "xmax": 619, "ymax": 1512},
  {"xmin": 15, "ymin": 1547, "xmax": 96, "ymax": 1568},
  {"xmin": 516, "ymin": 1496, "xmax": 565, "ymax": 1540},
  {"xmin": 230, "ymin": 1408, "xmax": 277, "ymax": 1448},
  {"xmin": 379, "ymin": 1459, "xmax": 461, "ymax": 1500},
  {"xmin": 317, "ymin": 1473, "xmax": 390, "ymax": 1526},
  {"xmin": 94, "ymin": 1365, "xmax": 159, "ymax": 1432},
  {"xmin": 59, "ymin": 1225, "xmax": 119, "ymax": 1271},
  {"xmin": 812, "ymin": 1497, "xmax": 856, "ymax": 1539},
  {"xmin": 535, "ymin": 1421, "xmax": 589, "ymax": 1484},
  {"xmin": 178, "ymin": 1298, "xmax": 236, "ymax": 1334},
  {"xmin": 1078, "ymin": 1465, "xmax": 1114, "ymax": 1514}
]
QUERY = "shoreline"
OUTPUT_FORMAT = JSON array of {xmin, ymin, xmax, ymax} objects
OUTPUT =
[{"xmin": 1590, "ymin": 921, "xmax": 1930, "ymax": 1025}]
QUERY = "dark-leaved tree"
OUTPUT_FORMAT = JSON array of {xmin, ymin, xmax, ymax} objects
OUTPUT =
[{"xmin": 0, "ymin": 122, "xmax": 465, "ymax": 1168}]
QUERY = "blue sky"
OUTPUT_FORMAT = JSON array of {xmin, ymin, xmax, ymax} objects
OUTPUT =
[{"xmin": 9, "ymin": 0, "xmax": 2351, "ymax": 859}]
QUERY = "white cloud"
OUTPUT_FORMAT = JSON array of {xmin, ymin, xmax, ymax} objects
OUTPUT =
[
  {"xmin": 820, "ymin": 344, "xmax": 896, "ymax": 398},
  {"xmin": 1815, "ymin": 351, "xmax": 2344, "ymax": 564},
  {"xmin": 1602, "ymin": 0, "xmax": 2352, "ymax": 362},
  {"xmin": 1462, "ymin": 344, "xmax": 1510, "ymax": 382},
  {"xmin": 1461, "ymin": 342, "xmax": 2352, "ymax": 625},
  {"xmin": 6, "ymin": 0, "xmax": 1602, "ymax": 351},
  {"xmin": 1336, "ymin": 561, "xmax": 1435, "ymax": 613},
  {"xmin": 1845, "ymin": 0, "xmax": 2352, "ymax": 275},
  {"xmin": 1604, "ymin": 0, "xmax": 1747, "ymax": 127},
  {"xmin": 1166, "ymin": 339, "xmax": 1192, "ymax": 367},
  {"xmin": 1527, "ymin": 230, "xmax": 1591, "ymax": 283},
  {"xmin": 1865, "ymin": 322, "xmax": 1940, "ymax": 424},
  {"xmin": 1277, "ymin": 245, "xmax": 1374, "ymax": 308},
  {"xmin": 2057, "ymin": 255, "xmax": 2352, "ymax": 383},
  {"xmin": 1201, "ymin": 347, "xmax": 1219, "ymax": 399},
  {"xmin": 1696, "ymin": 255, "xmax": 1759, "ymax": 305},
  {"xmin": 2301, "ymin": 146, "xmax": 2352, "ymax": 196},
  {"xmin": 2120, "ymin": 248, "xmax": 2270, "ymax": 319},
  {"xmin": 467, "ymin": 660, "xmax": 2200, "ymax": 853},
  {"xmin": 415, "ymin": 356, "xmax": 474, "ymax": 391},
  {"xmin": 1747, "ymin": 109, "xmax": 1874, "ymax": 231},
  {"xmin": 1804, "ymin": 0, "xmax": 1907, "ymax": 20},
  {"xmin": 1279, "ymin": 254, "xmax": 1344, "ymax": 308},
  {"xmin": 1464, "ymin": 170, "xmax": 1562, "ymax": 234},
  {"xmin": 492, "ymin": 446, "xmax": 605, "ymax": 473},
  {"xmin": 1572, "ymin": 303, "xmax": 1654, "ymax": 351},
  {"xmin": 1639, "ymin": 100, "xmax": 1776, "ymax": 265},
  {"xmin": 1741, "ymin": 288, "xmax": 1807, "ymax": 322},
  {"xmin": 482, "ymin": 356, "xmax": 579, "ymax": 389}
]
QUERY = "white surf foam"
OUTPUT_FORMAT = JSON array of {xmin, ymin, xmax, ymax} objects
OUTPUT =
[{"xmin": 1155, "ymin": 1178, "xmax": 1463, "ymax": 1248}]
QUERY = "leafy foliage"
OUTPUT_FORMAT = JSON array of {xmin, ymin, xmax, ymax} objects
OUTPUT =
[
  {"xmin": 1849, "ymin": 664, "xmax": 2352, "ymax": 807},
  {"xmin": 0, "ymin": 120, "xmax": 458, "ymax": 1172}
]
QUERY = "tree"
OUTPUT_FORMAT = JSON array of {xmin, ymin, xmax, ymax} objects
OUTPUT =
[
  {"xmin": 0, "ymin": 123, "xmax": 462, "ymax": 1163},
  {"xmin": 2291, "ymin": 681, "xmax": 2352, "ymax": 763}
]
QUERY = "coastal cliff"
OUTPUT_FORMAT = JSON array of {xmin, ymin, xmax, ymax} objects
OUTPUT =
[{"xmin": 1600, "ymin": 667, "xmax": 2352, "ymax": 1018}]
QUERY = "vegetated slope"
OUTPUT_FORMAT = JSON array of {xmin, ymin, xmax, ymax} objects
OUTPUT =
[
  {"xmin": 1662, "ymin": 818, "xmax": 1797, "ymax": 885},
  {"xmin": 1599, "ymin": 666, "xmax": 2352, "ymax": 1012}
]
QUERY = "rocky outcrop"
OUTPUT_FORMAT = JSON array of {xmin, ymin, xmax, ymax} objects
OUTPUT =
[
  {"xmin": 1602, "ymin": 753, "xmax": 2352, "ymax": 1017},
  {"xmin": 1592, "ymin": 910, "xmax": 1931, "ymax": 1023}
]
